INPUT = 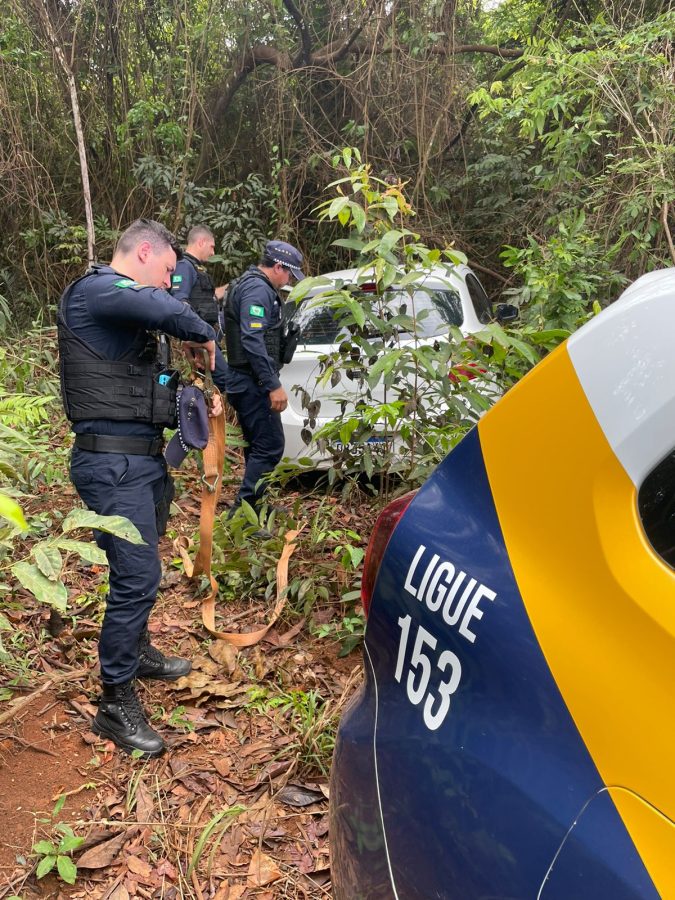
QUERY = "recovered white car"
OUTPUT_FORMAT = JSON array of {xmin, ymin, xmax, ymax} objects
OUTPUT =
[{"xmin": 279, "ymin": 264, "xmax": 512, "ymax": 464}]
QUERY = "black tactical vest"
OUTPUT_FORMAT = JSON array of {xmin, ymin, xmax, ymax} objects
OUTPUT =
[
  {"xmin": 58, "ymin": 270, "xmax": 178, "ymax": 428},
  {"xmin": 184, "ymin": 254, "xmax": 219, "ymax": 327},
  {"xmin": 224, "ymin": 271, "xmax": 286, "ymax": 370}
]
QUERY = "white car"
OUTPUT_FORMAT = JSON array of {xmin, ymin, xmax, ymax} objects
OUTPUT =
[{"xmin": 279, "ymin": 264, "xmax": 512, "ymax": 464}]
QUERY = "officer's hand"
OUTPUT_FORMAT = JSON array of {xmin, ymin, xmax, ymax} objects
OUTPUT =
[
  {"xmin": 209, "ymin": 393, "xmax": 223, "ymax": 418},
  {"xmin": 183, "ymin": 340, "xmax": 216, "ymax": 371},
  {"xmin": 269, "ymin": 386, "xmax": 288, "ymax": 412}
]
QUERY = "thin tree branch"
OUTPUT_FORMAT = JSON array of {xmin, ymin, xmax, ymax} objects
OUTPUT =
[
  {"xmin": 282, "ymin": 0, "xmax": 312, "ymax": 66},
  {"xmin": 35, "ymin": 0, "xmax": 95, "ymax": 263},
  {"xmin": 314, "ymin": 0, "xmax": 384, "ymax": 65}
]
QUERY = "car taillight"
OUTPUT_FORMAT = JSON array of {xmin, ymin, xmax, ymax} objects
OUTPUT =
[
  {"xmin": 361, "ymin": 491, "xmax": 417, "ymax": 616},
  {"xmin": 448, "ymin": 362, "xmax": 487, "ymax": 383}
]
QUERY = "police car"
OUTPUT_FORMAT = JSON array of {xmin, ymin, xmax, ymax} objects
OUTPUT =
[
  {"xmin": 280, "ymin": 264, "xmax": 509, "ymax": 463},
  {"xmin": 329, "ymin": 268, "xmax": 675, "ymax": 899}
]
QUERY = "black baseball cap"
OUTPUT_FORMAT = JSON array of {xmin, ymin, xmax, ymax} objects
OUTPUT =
[{"xmin": 265, "ymin": 240, "xmax": 305, "ymax": 281}]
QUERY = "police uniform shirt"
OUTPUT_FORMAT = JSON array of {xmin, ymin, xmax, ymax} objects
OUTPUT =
[
  {"xmin": 62, "ymin": 265, "xmax": 225, "ymax": 436},
  {"xmin": 224, "ymin": 266, "xmax": 283, "ymax": 395},
  {"xmin": 169, "ymin": 252, "xmax": 202, "ymax": 303}
]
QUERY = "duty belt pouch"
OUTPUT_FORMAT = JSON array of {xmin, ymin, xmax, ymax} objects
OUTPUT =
[
  {"xmin": 281, "ymin": 321, "xmax": 300, "ymax": 365},
  {"xmin": 155, "ymin": 469, "xmax": 175, "ymax": 536},
  {"xmin": 152, "ymin": 369, "xmax": 180, "ymax": 428}
]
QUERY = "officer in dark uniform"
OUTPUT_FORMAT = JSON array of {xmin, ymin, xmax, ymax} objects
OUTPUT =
[
  {"xmin": 223, "ymin": 239, "xmax": 304, "ymax": 513},
  {"xmin": 169, "ymin": 225, "xmax": 226, "ymax": 333},
  {"xmin": 58, "ymin": 218, "xmax": 226, "ymax": 758}
]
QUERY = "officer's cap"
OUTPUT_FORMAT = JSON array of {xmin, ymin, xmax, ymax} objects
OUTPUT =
[{"xmin": 265, "ymin": 240, "xmax": 305, "ymax": 281}]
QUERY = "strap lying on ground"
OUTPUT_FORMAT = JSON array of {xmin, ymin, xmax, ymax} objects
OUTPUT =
[{"xmin": 179, "ymin": 351, "xmax": 301, "ymax": 646}]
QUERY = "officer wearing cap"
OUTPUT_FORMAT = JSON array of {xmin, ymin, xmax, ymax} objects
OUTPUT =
[
  {"xmin": 223, "ymin": 239, "xmax": 304, "ymax": 513},
  {"xmin": 169, "ymin": 225, "xmax": 227, "ymax": 333},
  {"xmin": 58, "ymin": 218, "xmax": 226, "ymax": 758}
]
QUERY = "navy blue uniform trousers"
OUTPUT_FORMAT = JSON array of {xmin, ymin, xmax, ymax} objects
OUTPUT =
[
  {"xmin": 227, "ymin": 381, "xmax": 285, "ymax": 508},
  {"xmin": 70, "ymin": 448, "xmax": 168, "ymax": 684}
]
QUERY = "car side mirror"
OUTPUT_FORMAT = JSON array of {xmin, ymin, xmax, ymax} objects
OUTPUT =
[{"xmin": 495, "ymin": 303, "xmax": 519, "ymax": 324}]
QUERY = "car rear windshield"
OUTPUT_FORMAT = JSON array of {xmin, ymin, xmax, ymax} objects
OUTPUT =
[{"xmin": 292, "ymin": 288, "xmax": 464, "ymax": 345}]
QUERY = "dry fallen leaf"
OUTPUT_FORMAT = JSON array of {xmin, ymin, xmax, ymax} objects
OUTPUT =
[
  {"xmin": 214, "ymin": 757, "xmax": 232, "ymax": 778},
  {"xmin": 105, "ymin": 885, "xmax": 130, "ymax": 900},
  {"xmin": 247, "ymin": 849, "xmax": 282, "ymax": 887},
  {"xmin": 208, "ymin": 640, "xmax": 238, "ymax": 673},
  {"xmin": 277, "ymin": 784, "xmax": 326, "ymax": 808},
  {"xmin": 134, "ymin": 779, "xmax": 155, "ymax": 824},
  {"xmin": 126, "ymin": 854, "xmax": 153, "ymax": 880},
  {"xmin": 77, "ymin": 831, "xmax": 132, "ymax": 869},
  {"xmin": 228, "ymin": 886, "xmax": 247, "ymax": 900},
  {"xmin": 156, "ymin": 859, "xmax": 178, "ymax": 881}
]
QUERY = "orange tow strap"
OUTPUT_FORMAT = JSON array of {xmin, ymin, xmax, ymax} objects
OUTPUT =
[{"xmin": 178, "ymin": 351, "xmax": 300, "ymax": 646}]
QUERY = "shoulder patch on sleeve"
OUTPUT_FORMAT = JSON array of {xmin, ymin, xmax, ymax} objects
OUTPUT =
[
  {"xmin": 249, "ymin": 304, "xmax": 265, "ymax": 318},
  {"xmin": 249, "ymin": 321, "xmax": 263, "ymax": 329},
  {"xmin": 114, "ymin": 278, "xmax": 138, "ymax": 288},
  {"xmin": 171, "ymin": 275, "xmax": 183, "ymax": 284}
]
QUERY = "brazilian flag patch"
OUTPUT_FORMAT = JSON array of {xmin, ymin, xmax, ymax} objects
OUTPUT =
[
  {"xmin": 114, "ymin": 278, "xmax": 137, "ymax": 288},
  {"xmin": 171, "ymin": 275, "xmax": 183, "ymax": 284},
  {"xmin": 249, "ymin": 305, "xmax": 265, "ymax": 318}
]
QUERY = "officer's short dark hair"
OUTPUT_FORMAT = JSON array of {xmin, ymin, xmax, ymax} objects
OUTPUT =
[
  {"xmin": 116, "ymin": 219, "xmax": 182, "ymax": 260},
  {"xmin": 187, "ymin": 225, "xmax": 215, "ymax": 244},
  {"xmin": 259, "ymin": 254, "xmax": 278, "ymax": 268}
]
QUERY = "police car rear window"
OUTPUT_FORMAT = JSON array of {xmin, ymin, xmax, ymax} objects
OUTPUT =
[
  {"xmin": 638, "ymin": 450, "xmax": 675, "ymax": 567},
  {"xmin": 293, "ymin": 289, "xmax": 463, "ymax": 345}
]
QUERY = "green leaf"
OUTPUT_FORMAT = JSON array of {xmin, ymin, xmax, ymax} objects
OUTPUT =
[
  {"xmin": 32, "ymin": 840, "xmax": 56, "ymax": 856},
  {"xmin": 239, "ymin": 500, "xmax": 259, "ymax": 527},
  {"xmin": 56, "ymin": 855, "xmax": 78, "ymax": 885},
  {"xmin": 36, "ymin": 855, "xmax": 57, "ymax": 879},
  {"xmin": 0, "ymin": 494, "xmax": 27, "ymax": 530},
  {"xmin": 328, "ymin": 196, "xmax": 349, "ymax": 219},
  {"xmin": 57, "ymin": 834, "xmax": 84, "ymax": 855},
  {"xmin": 332, "ymin": 237, "xmax": 366, "ymax": 252},
  {"xmin": 34, "ymin": 544, "xmax": 63, "ymax": 581},
  {"xmin": 61, "ymin": 510, "xmax": 145, "ymax": 545},
  {"xmin": 350, "ymin": 203, "xmax": 366, "ymax": 233},
  {"xmin": 367, "ymin": 350, "xmax": 402, "ymax": 386},
  {"xmin": 55, "ymin": 539, "xmax": 107, "ymax": 565},
  {"xmin": 52, "ymin": 794, "xmax": 67, "ymax": 816},
  {"xmin": 188, "ymin": 806, "xmax": 245, "ymax": 876},
  {"xmin": 0, "ymin": 612, "xmax": 11, "ymax": 631},
  {"xmin": 379, "ymin": 230, "xmax": 403, "ymax": 253},
  {"xmin": 346, "ymin": 299, "xmax": 366, "ymax": 329},
  {"xmin": 12, "ymin": 562, "xmax": 68, "ymax": 611}
]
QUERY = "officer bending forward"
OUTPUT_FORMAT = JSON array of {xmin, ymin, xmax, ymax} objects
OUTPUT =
[
  {"xmin": 58, "ymin": 219, "xmax": 225, "ymax": 758},
  {"xmin": 224, "ymin": 240, "xmax": 304, "ymax": 513}
]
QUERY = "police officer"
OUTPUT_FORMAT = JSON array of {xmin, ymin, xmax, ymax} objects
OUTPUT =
[
  {"xmin": 223, "ymin": 240, "xmax": 304, "ymax": 513},
  {"xmin": 170, "ymin": 225, "xmax": 227, "ymax": 332},
  {"xmin": 58, "ymin": 218, "xmax": 225, "ymax": 758}
]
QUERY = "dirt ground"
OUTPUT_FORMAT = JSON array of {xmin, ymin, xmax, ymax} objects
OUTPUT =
[{"xmin": 0, "ymin": 472, "xmax": 368, "ymax": 899}]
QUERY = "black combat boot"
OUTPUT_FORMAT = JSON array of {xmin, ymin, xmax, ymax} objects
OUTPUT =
[
  {"xmin": 137, "ymin": 631, "xmax": 192, "ymax": 681},
  {"xmin": 93, "ymin": 680, "xmax": 165, "ymax": 758}
]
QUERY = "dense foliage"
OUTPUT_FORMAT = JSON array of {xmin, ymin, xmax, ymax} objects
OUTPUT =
[{"xmin": 1, "ymin": 0, "xmax": 672, "ymax": 324}]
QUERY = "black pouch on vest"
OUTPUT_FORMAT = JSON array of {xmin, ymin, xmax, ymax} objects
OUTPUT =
[
  {"xmin": 281, "ymin": 321, "xmax": 300, "ymax": 365},
  {"xmin": 152, "ymin": 369, "xmax": 180, "ymax": 428},
  {"xmin": 155, "ymin": 469, "xmax": 175, "ymax": 536}
]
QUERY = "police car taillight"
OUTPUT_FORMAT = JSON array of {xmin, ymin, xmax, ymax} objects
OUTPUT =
[
  {"xmin": 361, "ymin": 491, "xmax": 417, "ymax": 616},
  {"xmin": 448, "ymin": 362, "xmax": 487, "ymax": 383}
]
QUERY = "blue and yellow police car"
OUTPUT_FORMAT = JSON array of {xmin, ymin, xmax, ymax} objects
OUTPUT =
[{"xmin": 330, "ymin": 268, "xmax": 675, "ymax": 899}]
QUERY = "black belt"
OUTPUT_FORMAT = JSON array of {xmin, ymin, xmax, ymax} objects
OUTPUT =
[{"xmin": 74, "ymin": 434, "xmax": 164, "ymax": 456}]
